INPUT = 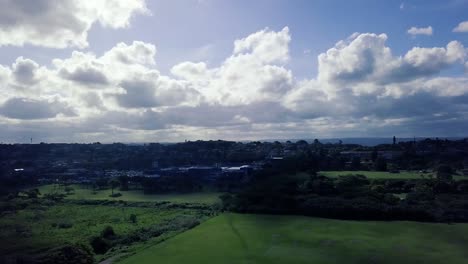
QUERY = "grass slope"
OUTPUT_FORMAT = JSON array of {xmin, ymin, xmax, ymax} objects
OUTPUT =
[
  {"xmin": 119, "ymin": 213, "xmax": 468, "ymax": 264},
  {"xmin": 38, "ymin": 184, "xmax": 221, "ymax": 204}
]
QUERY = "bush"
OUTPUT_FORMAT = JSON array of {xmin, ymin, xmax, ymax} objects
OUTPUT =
[
  {"xmin": 101, "ymin": 225, "xmax": 115, "ymax": 239},
  {"xmin": 129, "ymin": 214, "xmax": 137, "ymax": 223},
  {"xmin": 57, "ymin": 220, "xmax": 73, "ymax": 229},
  {"xmin": 109, "ymin": 193, "xmax": 122, "ymax": 198},
  {"xmin": 64, "ymin": 187, "xmax": 75, "ymax": 195},
  {"xmin": 170, "ymin": 216, "xmax": 200, "ymax": 230},
  {"xmin": 35, "ymin": 243, "xmax": 94, "ymax": 264},
  {"xmin": 44, "ymin": 192, "xmax": 66, "ymax": 201},
  {"xmin": 90, "ymin": 236, "xmax": 111, "ymax": 254}
]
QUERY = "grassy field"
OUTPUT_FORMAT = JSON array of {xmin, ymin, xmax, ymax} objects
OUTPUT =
[
  {"xmin": 319, "ymin": 170, "xmax": 467, "ymax": 180},
  {"xmin": 0, "ymin": 202, "xmax": 201, "ymax": 258},
  {"xmin": 37, "ymin": 184, "xmax": 222, "ymax": 204},
  {"xmin": 119, "ymin": 213, "xmax": 468, "ymax": 264}
]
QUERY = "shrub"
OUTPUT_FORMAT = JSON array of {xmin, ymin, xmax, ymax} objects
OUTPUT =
[
  {"xmin": 89, "ymin": 236, "xmax": 110, "ymax": 254},
  {"xmin": 64, "ymin": 187, "xmax": 75, "ymax": 195},
  {"xmin": 57, "ymin": 220, "xmax": 73, "ymax": 229},
  {"xmin": 34, "ymin": 243, "xmax": 94, "ymax": 264},
  {"xmin": 101, "ymin": 226, "xmax": 115, "ymax": 239},
  {"xmin": 129, "ymin": 214, "xmax": 137, "ymax": 224},
  {"xmin": 44, "ymin": 192, "xmax": 66, "ymax": 201}
]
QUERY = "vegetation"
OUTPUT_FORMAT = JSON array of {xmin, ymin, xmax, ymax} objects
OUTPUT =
[
  {"xmin": 119, "ymin": 213, "xmax": 468, "ymax": 264},
  {"xmin": 0, "ymin": 197, "xmax": 213, "ymax": 263},
  {"xmin": 320, "ymin": 170, "xmax": 467, "ymax": 180},
  {"xmin": 1, "ymin": 139, "xmax": 468, "ymax": 262},
  {"xmin": 38, "ymin": 184, "xmax": 222, "ymax": 204},
  {"xmin": 220, "ymin": 168, "xmax": 468, "ymax": 222}
]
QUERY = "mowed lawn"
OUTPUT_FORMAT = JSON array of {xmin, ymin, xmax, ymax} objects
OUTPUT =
[
  {"xmin": 118, "ymin": 213, "xmax": 468, "ymax": 264},
  {"xmin": 319, "ymin": 170, "xmax": 468, "ymax": 180},
  {"xmin": 38, "ymin": 184, "xmax": 221, "ymax": 204}
]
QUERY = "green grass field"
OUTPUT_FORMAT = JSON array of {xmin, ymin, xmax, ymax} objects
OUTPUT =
[
  {"xmin": 319, "ymin": 170, "xmax": 467, "ymax": 180},
  {"xmin": 37, "ymin": 184, "xmax": 221, "ymax": 204},
  {"xmin": 118, "ymin": 213, "xmax": 468, "ymax": 264},
  {"xmin": 0, "ymin": 203, "xmax": 199, "ymax": 258}
]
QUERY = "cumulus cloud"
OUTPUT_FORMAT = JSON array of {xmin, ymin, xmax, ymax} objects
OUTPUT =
[
  {"xmin": 171, "ymin": 62, "xmax": 210, "ymax": 81},
  {"xmin": 0, "ymin": 98, "xmax": 75, "ymax": 120},
  {"xmin": 172, "ymin": 27, "xmax": 293, "ymax": 105},
  {"xmin": 60, "ymin": 66, "xmax": 109, "ymax": 86},
  {"xmin": 1, "ymin": 27, "xmax": 468, "ymax": 142},
  {"xmin": 0, "ymin": 0, "xmax": 149, "ymax": 48},
  {"xmin": 116, "ymin": 76, "xmax": 161, "ymax": 108},
  {"xmin": 102, "ymin": 41, "xmax": 157, "ymax": 65},
  {"xmin": 283, "ymin": 31, "xmax": 468, "ymax": 139},
  {"xmin": 12, "ymin": 57, "xmax": 40, "ymax": 85},
  {"xmin": 315, "ymin": 33, "xmax": 466, "ymax": 97},
  {"xmin": 453, "ymin": 21, "xmax": 468, "ymax": 33},
  {"xmin": 385, "ymin": 41, "xmax": 466, "ymax": 84},
  {"xmin": 233, "ymin": 27, "xmax": 291, "ymax": 64},
  {"xmin": 80, "ymin": 92, "xmax": 104, "ymax": 109},
  {"xmin": 407, "ymin": 26, "xmax": 433, "ymax": 36},
  {"xmin": 317, "ymin": 33, "xmax": 391, "ymax": 88}
]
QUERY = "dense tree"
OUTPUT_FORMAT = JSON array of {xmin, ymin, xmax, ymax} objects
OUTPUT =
[
  {"xmin": 118, "ymin": 176, "xmax": 129, "ymax": 191},
  {"xmin": 108, "ymin": 179, "xmax": 120, "ymax": 196},
  {"xmin": 374, "ymin": 158, "xmax": 387, "ymax": 171},
  {"xmin": 25, "ymin": 188, "xmax": 40, "ymax": 199},
  {"xmin": 436, "ymin": 165, "xmax": 453, "ymax": 181},
  {"xmin": 350, "ymin": 157, "xmax": 361, "ymax": 170}
]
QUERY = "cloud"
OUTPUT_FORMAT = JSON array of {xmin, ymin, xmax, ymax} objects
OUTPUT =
[
  {"xmin": 283, "ymin": 31, "xmax": 468, "ymax": 138},
  {"xmin": 407, "ymin": 26, "xmax": 433, "ymax": 36},
  {"xmin": 12, "ymin": 57, "xmax": 40, "ymax": 85},
  {"xmin": 115, "ymin": 76, "xmax": 162, "ymax": 108},
  {"xmin": 60, "ymin": 67, "xmax": 109, "ymax": 86},
  {"xmin": 80, "ymin": 92, "xmax": 104, "ymax": 109},
  {"xmin": 0, "ymin": 28, "xmax": 468, "ymax": 142},
  {"xmin": 316, "ymin": 33, "xmax": 465, "ymax": 97},
  {"xmin": 385, "ymin": 41, "xmax": 466, "ymax": 84},
  {"xmin": 52, "ymin": 41, "xmax": 158, "ymax": 90},
  {"xmin": 172, "ymin": 27, "xmax": 293, "ymax": 105},
  {"xmin": 114, "ymin": 72, "xmax": 200, "ymax": 109},
  {"xmin": 0, "ymin": 0, "xmax": 149, "ymax": 48},
  {"xmin": 171, "ymin": 62, "xmax": 210, "ymax": 81},
  {"xmin": 0, "ymin": 98, "xmax": 75, "ymax": 120},
  {"xmin": 453, "ymin": 21, "xmax": 468, "ymax": 32},
  {"xmin": 233, "ymin": 27, "xmax": 291, "ymax": 64},
  {"xmin": 318, "ymin": 33, "xmax": 390, "ymax": 81},
  {"xmin": 102, "ymin": 41, "xmax": 157, "ymax": 65}
]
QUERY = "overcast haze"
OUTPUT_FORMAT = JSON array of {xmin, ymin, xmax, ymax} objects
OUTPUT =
[{"xmin": 0, "ymin": 0, "xmax": 468, "ymax": 143}]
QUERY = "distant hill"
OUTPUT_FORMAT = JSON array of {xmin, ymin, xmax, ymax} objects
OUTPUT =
[{"xmin": 259, "ymin": 137, "xmax": 465, "ymax": 146}]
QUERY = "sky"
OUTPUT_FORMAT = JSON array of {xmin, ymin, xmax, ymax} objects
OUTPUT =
[{"xmin": 0, "ymin": 0, "xmax": 467, "ymax": 143}]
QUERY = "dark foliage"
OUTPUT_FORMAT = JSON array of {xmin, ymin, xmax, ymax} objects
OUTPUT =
[
  {"xmin": 34, "ymin": 244, "xmax": 94, "ymax": 264},
  {"xmin": 90, "ymin": 236, "xmax": 111, "ymax": 254},
  {"xmin": 222, "ymin": 169, "xmax": 468, "ymax": 222},
  {"xmin": 101, "ymin": 226, "xmax": 115, "ymax": 239}
]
